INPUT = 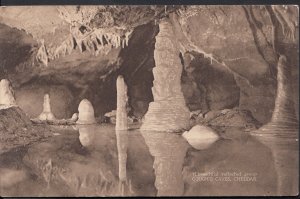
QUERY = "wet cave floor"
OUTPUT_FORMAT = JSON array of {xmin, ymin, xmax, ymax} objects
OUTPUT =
[{"xmin": 0, "ymin": 124, "xmax": 298, "ymax": 197}]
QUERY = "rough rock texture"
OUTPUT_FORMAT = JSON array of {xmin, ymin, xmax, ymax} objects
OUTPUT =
[
  {"xmin": 170, "ymin": 5, "xmax": 299, "ymax": 124},
  {"xmin": 15, "ymin": 85, "xmax": 75, "ymax": 119},
  {"xmin": 194, "ymin": 108, "xmax": 262, "ymax": 135},
  {"xmin": 181, "ymin": 51, "xmax": 240, "ymax": 112},
  {"xmin": 0, "ymin": 5, "xmax": 298, "ymax": 125},
  {"xmin": 76, "ymin": 99, "xmax": 97, "ymax": 124},
  {"xmin": 38, "ymin": 94, "xmax": 57, "ymax": 121},
  {"xmin": 0, "ymin": 107, "xmax": 53, "ymax": 154},
  {"xmin": 141, "ymin": 131, "xmax": 189, "ymax": 196},
  {"xmin": 116, "ymin": 76, "xmax": 128, "ymax": 131},
  {"xmin": 0, "ymin": 79, "xmax": 17, "ymax": 109},
  {"xmin": 141, "ymin": 19, "xmax": 190, "ymax": 132}
]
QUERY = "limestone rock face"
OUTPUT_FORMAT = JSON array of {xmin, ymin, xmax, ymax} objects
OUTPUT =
[
  {"xmin": 0, "ymin": 79, "xmax": 17, "ymax": 109},
  {"xmin": 116, "ymin": 76, "xmax": 128, "ymax": 131},
  {"xmin": 38, "ymin": 94, "xmax": 56, "ymax": 121},
  {"xmin": 76, "ymin": 99, "xmax": 97, "ymax": 124},
  {"xmin": 182, "ymin": 125, "xmax": 219, "ymax": 150},
  {"xmin": 141, "ymin": 18, "xmax": 190, "ymax": 132}
]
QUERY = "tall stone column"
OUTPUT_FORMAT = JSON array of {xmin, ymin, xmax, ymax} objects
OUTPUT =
[
  {"xmin": 260, "ymin": 55, "xmax": 298, "ymax": 131},
  {"xmin": 252, "ymin": 55, "xmax": 299, "ymax": 195},
  {"xmin": 141, "ymin": 18, "xmax": 190, "ymax": 132},
  {"xmin": 116, "ymin": 75, "xmax": 128, "ymax": 131}
]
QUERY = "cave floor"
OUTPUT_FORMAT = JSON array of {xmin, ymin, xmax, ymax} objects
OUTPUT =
[{"xmin": 0, "ymin": 124, "xmax": 298, "ymax": 196}]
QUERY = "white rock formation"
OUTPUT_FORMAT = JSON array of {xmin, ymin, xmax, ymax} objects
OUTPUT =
[
  {"xmin": 182, "ymin": 125, "xmax": 219, "ymax": 150},
  {"xmin": 116, "ymin": 76, "xmax": 128, "ymax": 131},
  {"xmin": 38, "ymin": 94, "xmax": 56, "ymax": 121},
  {"xmin": 70, "ymin": 113, "xmax": 79, "ymax": 122},
  {"xmin": 76, "ymin": 99, "xmax": 97, "ymax": 124},
  {"xmin": 0, "ymin": 79, "xmax": 17, "ymax": 109},
  {"xmin": 140, "ymin": 18, "xmax": 190, "ymax": 132}
]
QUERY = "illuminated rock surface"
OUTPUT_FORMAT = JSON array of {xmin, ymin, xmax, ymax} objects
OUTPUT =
[
  {"xmin": 76, "ymin": 99, "xmax": 97, "ymax": 125},
  {"xmin": 0, "ymin": 79, "xmax": 17, "ymax": 109},
  {"xmin": 38, "ymin": 94, "xmax": 56, "ymax": 121},
  {"xmin": 182, "ymin": 125, "xmax": 219, "ymax": 150},
  {"xmin": 116, "ymin": 76, "xmax": 128, "ymax": 131},
  {"xmin": 141, "ymin": 19, "xmax": 190, "ymax": 132}
]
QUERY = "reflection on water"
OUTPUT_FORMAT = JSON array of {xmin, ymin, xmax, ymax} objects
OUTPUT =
[
  {"xmin": 252, "ymin": 130, "xmax": 299, "ymax": 196},
  {"xmin": 141, "ymin": 131, "xmax": 189, "ymax": 196},
  {"xmin": 0, "ymin": 124, "xmax": 298, "ymax": 196}
]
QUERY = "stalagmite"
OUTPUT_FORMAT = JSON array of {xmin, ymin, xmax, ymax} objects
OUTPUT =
[
  {"xmin": 0, "ymin": 79, "xmax": 17, "ymax": 109},
  {"xmin": 76, "ymin": 99, "xmax": 97, "ymax": 125},
  {"xmin": 141, "ymin": 131, "xmax": 189, "ymax": 196},
  {"xmin": 141, "ymin": 18, "xmax": 190, "ymax": 132},
  {"xmin": 38, "ymin": 94, "xmax": 56, "ymax": 121},
  {"xmin": 116, "ymin": 76, "xmax": 128, "ymax": 131},
  {"xmin": 259, "ymin": 55, "xmax": 299, "ymax": 132},
  {"xmin": 252, "ymin": 55, "xmax": 299, "ymax": 195},
  {"xmin": 70, "ymin": 113, "xmax": 79, "ymax": 122}
]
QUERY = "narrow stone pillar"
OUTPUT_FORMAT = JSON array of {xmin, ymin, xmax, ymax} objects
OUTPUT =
[
  {"xmin": 38, "ymin": 94, "xmax": 56, "ymax": 121},
  {"xmin": 260, "ymin": 55, "xmax": 298, "ymax": 131},
  {"xmin": 116, "ymin": 76, "xmax": 128, "ymax": 131},
  {"xmin": 76, "ymin": 99, "xmax": 97, "ymax": 124},
  {"xmin": 140, "ymin": 18, "xmax": 190, "ymax": 132},
  {"xmin": 0, "ymin": 79, "xmax": 17, "ymax": 109}
]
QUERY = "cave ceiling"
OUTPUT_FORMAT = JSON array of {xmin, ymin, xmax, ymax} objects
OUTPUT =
[{"xmin": 0, "ymin": 5, "xmax": 298, "ymax": 88}]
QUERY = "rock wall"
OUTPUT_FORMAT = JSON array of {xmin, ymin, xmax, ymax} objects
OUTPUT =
[
  {"xmin": 181, "ymin": 51, "xmax": 240, "ymax": 112},
  {"xmin": 141, "ymin": 19, "xmax": 190, "ymax": 132}
]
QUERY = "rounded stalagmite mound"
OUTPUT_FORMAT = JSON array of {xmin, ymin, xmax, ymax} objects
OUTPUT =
[{"xmin": 76, "ymin": 99, "xmax": 97, "ymax": 125}]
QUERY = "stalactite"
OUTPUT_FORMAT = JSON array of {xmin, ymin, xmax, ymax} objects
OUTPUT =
[
  {"xmin": 140, "ymin": 18, "xmax": 191, "ymax": 132},
  {"xmin": 38, "ymin": 94, "xmax": 56, "ymax": 121},
  {"xmin": 116, "ymin": 76, "xmax": 128, "ymax": 131},
  {"xmin": 0, "ymin": 79, "xmax": 17, "ymax": 109},
  {"xmin": 36, "ymin": 40, "xmax": 48, "ymax": 66}
]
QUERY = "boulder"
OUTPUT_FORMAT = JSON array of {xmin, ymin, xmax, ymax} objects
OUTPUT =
[{"xmin": 182, "ymin": 125, "xmax": 219, "ymax": 150}]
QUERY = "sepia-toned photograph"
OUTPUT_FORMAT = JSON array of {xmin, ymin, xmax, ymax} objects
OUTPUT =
[{"xmin": 0, "ymin": 3, "xmax": 299, "ymax": 197}]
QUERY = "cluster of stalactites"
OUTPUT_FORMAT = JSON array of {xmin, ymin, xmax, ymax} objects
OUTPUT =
[{"xmin": 36, "ymin": 27, "xmax": 133, "ymax": 66}]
